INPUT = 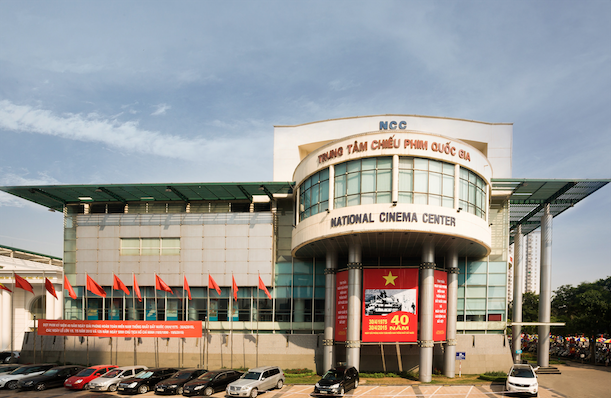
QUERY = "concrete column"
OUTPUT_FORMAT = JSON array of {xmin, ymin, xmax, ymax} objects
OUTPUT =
[
  {"xmin": 1, "ymin": 290, "xmax": 11, "ymax": 351},
  {"xmin": 538, "ymin": 204, "xmax": 553, "ymax": 368},
  {"xmin": 512, "ymin": 224, "xmax": 523, "ymax": 363},
  {"xmin": 294, "ymin": 299, "xmax": 305, "ymax": 322},
  {"xmin": 419, "ymin": 240, "xmax": 435, "ymax": 382},
  {"xmin": 323, "ymin": 250, "xmax": 337, "ymax": 371},
  {"xmin": 444, "ymin": 249, "xmax": 459, "ymax": 377},
  {"xmin": 346, "ymin": 241, "xmax": 362, "ymax": 370}
]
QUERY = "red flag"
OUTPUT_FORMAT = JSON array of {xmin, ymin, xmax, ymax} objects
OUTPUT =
[
  {"xmin": 133, "ymin": 274, "xmax": 142, "ymax": 302},
  {"xmin": 45, "ymin": 278, "xmax": 58, "ymax": 299},
  {"xmin": 208, "ymin": 275, "xmax": 221, "ymax": 295},
  {"xmin": 258, "ymin": 276, "xmax": 272, "ymax": 300},
  {"xmin": 64, "ymin": 275, "xmax": 77, "ymax": 299},
  {"xmin": 232, "ymin": 275, "xmax": 239, "ymax": 301},
  {"xmin": 155, "ymin": 275, "xmax": 174, "ymax": 294},
  {"xmin": 15, "ymin": 274, "xmax": 34, "ymax": 294},
  {"xmin": 183, "ymin": 276, "xmax": 191, "ymax": 301},
  {"xmin": 86, "ymin": 275, "xmax": 107, "ymax": 298},
  {"xmin": 113, "ymin": 275, "xmax": 130, "ymax": 295},
  {"xmin": 0, "ymin": 282, "xmax": 11, "ymax": 293}
]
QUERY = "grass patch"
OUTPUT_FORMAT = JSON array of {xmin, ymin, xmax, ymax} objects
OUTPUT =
[{"xmin": 478, "ymin": 371, "xmax": 507, "ymax": 382}]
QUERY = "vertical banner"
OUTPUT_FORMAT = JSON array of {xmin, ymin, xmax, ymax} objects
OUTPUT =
[
  {"xmin": 362, "ymin": 268, "xmax": 418, "ymax": 342},
  {"xmin": 334, "ymin": 270, "xmax": 348, "ymax": 342},
  {"xmin": 433, "ymin": 270, "xmax": 447, "ymax": 342}
]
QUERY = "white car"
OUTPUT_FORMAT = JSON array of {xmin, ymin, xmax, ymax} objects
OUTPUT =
[
  {"xmin": 87, "ymin": 365, "xmax": 147, "ymax": 392},
  {"xmin": 0, "ymin": 364, "xmax": 55, "ymax": 390},
  {"xmin": 506, "ymin": 363, "xmax": 538, "ymax": 397},
  {"xmin": 226, "ymin": 366, "xmax": 284, "ymax": 397}
]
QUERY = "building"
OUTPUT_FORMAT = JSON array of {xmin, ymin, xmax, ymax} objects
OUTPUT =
[
  {"xmin": 1, "ymin": 115, "xmax": 607, "ymax": 377},
  {"xmin": 508, "ymin": 231, "xmax": 541, "ymax": 302}
]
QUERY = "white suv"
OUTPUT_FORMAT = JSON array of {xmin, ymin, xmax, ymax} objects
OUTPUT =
[
  {"xmin": 226, "ymin": 366, "xmax": 284, "ymax": 397},
  {"xmin": 506, "ymin": 363, "xmax": 538, "ymax": 397}
]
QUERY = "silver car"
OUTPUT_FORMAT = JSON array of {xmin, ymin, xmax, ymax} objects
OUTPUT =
[
  {"xmin": 226, "ymin": 366, "xmax": 284, "ymax": 397},
  {"xmin": 87, "ymin": 366, "xmax": 147, "ymax": 392}
]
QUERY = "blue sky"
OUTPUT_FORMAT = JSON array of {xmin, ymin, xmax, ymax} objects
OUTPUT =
[{"xmin": 0, "ymin": 1, "xmax": 609, "ymax": 290}]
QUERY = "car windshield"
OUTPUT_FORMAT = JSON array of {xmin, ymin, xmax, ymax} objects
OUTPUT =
[
  {"xmin": 9, "ymin": 367, "xmax": 32, "ymax": 375},
  {"xmin": 173, "ymin": 371, "xmax": 192, "ymax": 379},
  {"xmin": 103, "ymin": 369, "xmax": 121, "ymax": 378},
  {"xmin": 43, "ymin": 369, "xmax": 60, "ymax": 376},
  {"xmin": 511, "ymin": 367, "xmax": 535, "ymax": 378},
  {"xmin": 76, "ymin": 368, "xmax": 96, "ymax": 377},
  {"xmin": 243, "ymin": 372, "xmax": 261, "ymax": 380},
  {"xmin": 322, "ymin": 370, "xmax": 342, "ymax": 380},
  {"xmin": 197, "ymin": 371, "xmax": 216, "ymax": 381},
  {"xmin": 135, "ymin": 371, "xmax": 153, "ymax": 379}
]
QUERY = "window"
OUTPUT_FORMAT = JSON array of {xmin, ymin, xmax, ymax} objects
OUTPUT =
[
  {"xmin": 334, "ymin": 157, "xmax": 392, "ymax": 209},
  {"xmin": 459, "ymin": 168, "xmax": 487, "ymax": 218},
  {"xmin": 299, "ymin": 169, "xmax": 329, "ymax": 221},
  {"xmin": 398, "ymin": 157, "xmax": 455, "ymax": 208},
  {"xmin": 120, "ymin": 238, "xmax": 180, "ymax": 255}
]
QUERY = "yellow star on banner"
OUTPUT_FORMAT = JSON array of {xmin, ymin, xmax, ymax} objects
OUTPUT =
[{"xmin": 383, "ymin": 271, "xmax": 398, "ymax": 286}]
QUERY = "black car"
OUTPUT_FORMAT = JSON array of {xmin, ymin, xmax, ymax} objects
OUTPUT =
[
  {"xmin": 312, "ymin": 366, "xmax": 359, "ymax": 396},
  {"xmin": 18, "ymin": 365, "xmax": 84, "ymax": 391},
  {"xmin": 183, "ymin": 369, "xmax": 243, "ymax": 396},
  {"xmin": 153, "ymin": 368, "xmax": 207, "ymax": 395},
  {"xmin": 0, "ymin": 352, "xmax": 18, "ymax": 364},
  {"xmin": 118, "ymin": 367, "xmax": 178, "ymax": 394},
  {"xmin": 0, "ymin": 364, "xmax": 55, "ymax": 390}
]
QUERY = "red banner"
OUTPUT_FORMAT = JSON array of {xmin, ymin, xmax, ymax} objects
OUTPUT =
[
  {"xmin": 334, "ymin": 271, "xmax": 348, "ymax": 342},
  {"xmin": 362, "ymin": 268, "xmax": 418, "ymax": 342},
  {"xmin": 37, "ymin": 320, "xmax": 202, "ymax": 338},
  {"xmin": 433, "ymin": 270, "xmax": 448, "ymax": 341}
]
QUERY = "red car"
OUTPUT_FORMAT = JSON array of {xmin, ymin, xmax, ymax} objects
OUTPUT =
[{"xmin": 64, "ymin": 365, "xmax": 118, "ymax": 390}]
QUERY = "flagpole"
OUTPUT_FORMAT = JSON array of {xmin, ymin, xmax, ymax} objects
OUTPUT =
[
  {"xmin": 42, "ymin": 270, "xmax": 45, "ymax": 363},
  {"xmin": 155, "ymin": 274, "xmax": 158, "ymax": 368},
  {"xmin": 257, "ymin": 274, "xmax": 260, "ymax": 368},
  {"xmin": 230, "ymin": 275, "xmax": 234, "ymax": 370},
  {"xmin": 11, "ymin": 271, "xmax": 14, "ymax": 361},
  {"xmin": 206, "ymin": 275, "xmax": 210, "ymax": 370},
  {"xmin": 132, "ymin": 272, "xmax": 136, "ymax": 366},
  {"xmin": 110, "ymin": 276, "xmax": 113, "ymax": 321}
]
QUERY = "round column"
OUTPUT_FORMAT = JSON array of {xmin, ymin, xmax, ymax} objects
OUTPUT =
[
  {"xmin": 538, "ymin": 204, "xmax": 552, "ymax": 368},
  {"xmin": 444, "ymin": 249, "xmax": 459, "ymax": 378},
  {"xmin": 323, "ymin": 249, "xmax": 337, "ymax": 371},
  {"xmin": 419, "ymin": 240, "xmax": 435, "ymax": 382},
  {"xmin": 512, "ymin": 225, "xmax": 523, "ymax": 363},
  {"xmin": 346, "ymin": 241, "xmax": 362, "ymax": 370}
]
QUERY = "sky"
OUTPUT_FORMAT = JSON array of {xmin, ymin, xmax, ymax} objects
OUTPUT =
[{"xmin": 0, "ymin": 1, "xmax": 609, "ymax": 291}]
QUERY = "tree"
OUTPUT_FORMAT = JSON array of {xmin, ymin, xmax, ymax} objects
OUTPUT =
[{"xmin": 508, "ymin": 292, "xmax": 540, "ymax": 334}]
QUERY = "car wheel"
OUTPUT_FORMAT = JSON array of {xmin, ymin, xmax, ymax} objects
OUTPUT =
[
  {"xmin": 178, "ymin": 386, "xmax": 183, "ymax": 394},
  {"xmin": 339, "ymin": 386, "xmax": 345, "ymax": 396},
  {"xmin": 276, "ymin": 379, "xmax": 284, "ymax": 389},
  {"xmin": 249, "ymin": 388, "xmax": 258, "ymax": 397},
  {"xmin": 35, "ymin": 383, "xmax": 46, "ymax": 391},
  {"xmin": 6, "ymin": 381, "xmax": 18, "ymax": 390},
  {"xmin": 204, "ymin": 386, "xmax": 214, "ymax": 396},
  {"xmin": 138, "ymin": 384, "xmax": 148, "ymax": 394},
  {"xmin": 354, "ymin": 379, "xmax": 359, "ymax": 389},
  {"xmin": 108, "ymin": 384, "xmax": 118, "ymax": 392}
]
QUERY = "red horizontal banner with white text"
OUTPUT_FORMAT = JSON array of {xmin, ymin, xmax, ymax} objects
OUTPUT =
[{"xmin": 37, "ymin": 320, "xmax": 203, "ymax": 338}]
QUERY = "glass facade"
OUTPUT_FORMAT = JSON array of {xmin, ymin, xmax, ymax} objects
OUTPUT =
[
  {"xmin": 299, "ymin": 169, "xmax": 329, "ymax": 221},
  {"xmin": 398, "ymin": 157, "xmax": 455, "ymax": 208},
  {"xmin": 459, "ymin": 168, "xmax": 487, "ymax": 219},
  {"xmin": 334, "ymin": 157, "xmax": 392, "ymax": 209}
]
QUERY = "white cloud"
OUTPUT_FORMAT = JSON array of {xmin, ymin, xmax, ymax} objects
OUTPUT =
[
  {"xmin": 151, "ymin": 103, "xmax": 171, "ymax": 116},
  {"xmin": 0, "ymin": 100, "xmax": 219, "ymax": 161}
]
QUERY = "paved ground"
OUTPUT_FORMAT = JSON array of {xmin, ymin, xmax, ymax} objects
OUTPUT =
[{"xmin": 0, "ymin": 362, "xmax": 609, "ymax": 398}]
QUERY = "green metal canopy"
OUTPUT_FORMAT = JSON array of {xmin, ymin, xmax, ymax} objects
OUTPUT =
[
  {"xmin": 491, "ymin": 179, "xmax": 609, "ymax": 243},
  {"xmin": 0, "ymin": 182, "xmax": 294, "ymax": 212}
]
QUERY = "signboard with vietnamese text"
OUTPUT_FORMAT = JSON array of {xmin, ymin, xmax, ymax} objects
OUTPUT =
[
  {"xmin": 37, "ymin": 320, "xmax": 202, "ymax": 338},
  {"xmin": 362, "ymin": 268, "xmax": 418, "ymax": 342},
  {"xmin": 433, "ymin": 270, "xmax": 448, "ymax": 342},
  {"xmin": 334, "ymin": 270, "xmax": 348, "ymax": 342}
]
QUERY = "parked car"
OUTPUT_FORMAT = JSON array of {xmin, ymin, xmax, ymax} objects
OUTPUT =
[
  {"xmin": 88, "ymin": 366, "xmax": 148, "ymax": 392},
  {"xmin": 64, "ymin": 364, "xmax": 118, "ymax": 390},
  {"xmin": 226, "ymin": 366, "xmax": 284, "ymax": 397},
  {"xmin": 0, "ymin": 352, "xmax": 19, "ymax": 364},
  {"xmin": 0, "ymin": 364, "xmax": 55, "ymax": 390},
  {"xmin": 0, "ymin": 365, "xmax": 21, "ymax": 375},
  {"xmin": 153, "ymin": 368, "xmax": 207, "ymax": 395},
  {"xmin": 18, "ymin": 365, "xmax": 84, "ymax": 391},
  {"xmin": 312, "ymin": 366, "xmax": 359, "ymax": 396},
  {"xmin": 506, "ymin": 363, "xmax": 538, "ymax": 397},
  {"xmin": 117, "ymin": 367, "xmax": 178, "ymax": 394},
  {"xmin": 183, "ymin": 369, "xmax": 243, "ymax": 396}
]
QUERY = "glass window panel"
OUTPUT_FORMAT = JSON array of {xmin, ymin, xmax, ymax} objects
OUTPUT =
[
  {"xmin": 398, "ymin": 170, "xmax": 413, "ymax": 192},
  {"xmin": 460, "ymin": 168, "xmax": 469, "ymax": 180},
  {"xmin": 414, "ymin": 171, "xmax": 428, "ymax": 192},
  {"xmin": 429, "ymin": 195, "xmax": 441, "ymax": 207},
  {"xmin": 399, "ymin": 157, "xmax": 413, "ymax": 169},
  {"xmin": 347, "ymin": 160, "xmax": 361, "ymax": 173},
  {"xmin": 429, "ymin": 160, "xmax": 442, "ymax": 173},
  {"xmin": 488, "ymin": 299, "xmax": 506, "ymax": 310},
  {"xmin": 361, "ymin": 158, "xmax": 376, "ymax": 170},
  {"xmin": 311, "ymin": 184, "xmax": 319, "ymax": 206},
  {"xmin": 320, "ymin": 181, "xmax": 329, "ymax": 202},
  {"xmin": 457, "ymin": 287, "xmax": 464, "ymax": 298},
  {"xmin": 465, "ymin": 299, "xmax": 486, "ymax": 310},
  {"xmin": 361, "ymin": 193, "xmax": 375, "ymax": 205},
  {"xmin": 488, "ymin": 274, "xmax": 507, "ymax": 285},
  {"xmin": 274, "ymin": 286, "xmax": 292, "ymax": 299},
  {"xmin": 469, "ymin": 172, "xmax": 476, "ymax": 183},
  {"xmin": 347, "ymin": 172, "xmax": 360, "ymax": 195},
  {"xmin": 377, "ymin": 157, "xmax": 392, "ymax": 169},
  {"xmin": 443, "ymin": 163, "xmax": 455, "ymax": 175},
  {"xmin": 294, "ymin": 261, "xmax": 312, "ymax": 274},
  {"xmin": 335, "ymin": 175, "xmax": 346, "ymax": 197},
  {"xmin": 429, "ymin": 172, "xmax": 442, "ymax": 195},
  {"xmin": 303, "ymin": 178, "xmax": 311, "ymax": 190},
  {"xmin": 335, "ymin": 197, "xmax": 346, "ymax": 209},
  {"xmin": 122, "ymin": 239, "xmax": 139, "ymax": 248},
  {"xmin": 460, "ymin": 180, "xmax": 469, "ymax": 201},
  {"xmin": 293, "ymin": 286, "xmax": 313, "ymax": 298},
  {"xmin": 398, "ymin": 192, "xmax": 412, "ymax": 203},
  {"xmin": 376, "ymin": 192, "xmax": 391, "ymax": 203},
  {"xmin": 142, "ymin": 239, "xmax": 159, "ymax": 255},
  {"xmin": 320, "ymin": 168, "xmax": 329, "ymax": 181},
  {"xmin": 320, "ymin": 200, "xmax": 328, "ymax": 212},
  {"xmin": 347, "ymin": 194, "xmax": 360, "ymax": 206},
  {"xmin": 457, "ymin": 298, "xmax": 464, "ymax": 310},
  {"xmin": 294, "ymin": 274, "xmax": 312, "ymax": 286},
  {"xmin": 488, "ymin": 286, "xmax": 506, "ymax": 298},
  {"xmin": 414, "ymin": 158, "xmax": 428, "ymax": 170},
  {"xmin": 466, "ymin": 274, "xmax": 487, "ymax": 284},
  {"xmin": 442, "ymin": 197, "xmax": 454, "ymax": 208},
  {"xmin": 335, "ymin": 163, "xmax": 346, "ymax": 175},
  {"xmin": 489, "ymin": 262, "xmax": 507, "ymax": 273},
  {"xmin": 275, "ymin": 262, "xmax": 292, "ymax": 274},
  {"xmin": 443, "ymin": 175, "xmax": 454, "ymax": 197},
  {"xmin": 361, "ymin": 170, "xmax": 376, "ymax": 192},
  {"xmin": 275, "ymin": 274, "xmax": 293, "ymax": 286},
  {"xmin": 377, "ymin": 170, "xmax": 392, "ymax": 191},
  {"xmin": 414, "ymin": 193, "xmax": 428, "ymax": 205},
  {"xmin": 468, "ymin": 261, "xmax": 487, "ymax": 273},
  {"xmin": 466, "ymin": 286, "xmax": 487, "ymax": 297}
]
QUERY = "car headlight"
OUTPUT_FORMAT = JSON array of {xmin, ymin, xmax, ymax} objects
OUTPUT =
[
  {"xmin": 315, "ymin": 382, "xmax": 320, "ymax": 388},
  {"xmin": 241, "ymin": 386, "xmax": 250, "ymax": 390},
  {"xmin": 127, "ymin": 382, "xmax": 138, "ymax": 388},
  {"xmin": 168, "ymin": 384, "xmax": 177, "ymax": 388},
  {"xmin": 194, "ymin": 385, "xmax": 204, "ymax": 390},
  {"xmin": 330, "ymin": 383, "xmax": 340, "ymax": 390},
  {"xmin": 75, "ymin": 379, "xmax": 83, "ymax": 384}
]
